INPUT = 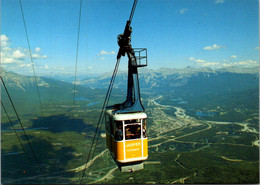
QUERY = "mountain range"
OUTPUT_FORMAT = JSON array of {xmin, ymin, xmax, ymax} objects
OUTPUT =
[
  {"xmin": 2, "ymin": 66, "xmax": 258, "ymax": 102},
  {"xmin": 78, "ymin": 66, "xmax": 259, "ymax": 99},
  {"xmin": 1, "ymin": 66, "xmax": 258, "ymax": 121}
]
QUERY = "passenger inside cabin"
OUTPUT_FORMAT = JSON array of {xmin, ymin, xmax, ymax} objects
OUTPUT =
[
  {"xmin": 125, "ymin": 127, "xmax": 134, "ymax": 139},
  {"xmin": 143, "ymin": 120, "xmax": 147, "ymax": 138},
  {"xmin": 142, "ymin": 125, "xmax": 146, "ymax": 138},
  {"xmin": 135, "ymin": 126, "xmax": 141, "ymax": 138},
  {"xmin": 125, "ymin": 124, "xmax": 141, "ymax": 140},
  {"xmin": 115, "ymin": 122, "xmax": 123, "ymax": 140}
]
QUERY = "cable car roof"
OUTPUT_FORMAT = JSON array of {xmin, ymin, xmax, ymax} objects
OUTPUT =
[{"xmin": 106, "ymin": 109, "xmax": 147, "ymax": 121}]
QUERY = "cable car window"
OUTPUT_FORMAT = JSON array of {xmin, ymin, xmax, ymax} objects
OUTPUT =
[
  {"xmin": 107, "ymin": 117, "xmax": 112, "ymax": 134},
  {"xmin": 125, "ymin": 124, "xmax": 141, "ymax": 140},
  {"xmin": 114, "ymin": 121, "xmax": 123, "ymax": 141},
  {"xmin": 125, "ymin": 119, "xmax": 141, "ymax": 124},
  {"xmin": 143, "ymin": 119, "xmax": 147, "ymax": 138}
]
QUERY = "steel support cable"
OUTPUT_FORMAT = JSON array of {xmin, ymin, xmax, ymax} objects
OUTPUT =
[
  {"xmin": 129, "ymin": 0, "xmax": 138, "ymax": 23},
  {"xmin": 69, "ymin": 59, "xmax": 120, "ymax": 184},
  {"xmin": 89, "ymin": 60, "xmax": 120, "ymax": 167},
  {"xmin": 1, "ymin": 101, "xmax": 32, "ymax": 166},
  {"xmin": 77, "ymin": 58, "xmax": 121, "ymax": 184},
  {"xmin": 0, "ymin": 76, "xmax": 47, "ymax": 183},
  {"xmin": 90, "ymin": 56, "xmax": 121, "ymax": 161},
  {"xmin": 18, "ymin": 0, "xmax": 46, "ymax": 124},
  {"xmin": 68, "ymin": 0, "xmax": 83, "ymax": 181},
  {"xmin": 72, "ymin": 0, "xmax": 83, "ymax": 118},
  {"xmin": 106, "ymin": 57, "xmax": 121, "ymax": 107}
]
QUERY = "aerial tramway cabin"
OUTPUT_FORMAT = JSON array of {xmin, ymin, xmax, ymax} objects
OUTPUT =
[
  {"xmin": 105, "ymin": 0, "xmax": 148, "ymax": 172},
  {"xmin": 105, "ymin": 109, "xmax": 148, "ymax": 172}
]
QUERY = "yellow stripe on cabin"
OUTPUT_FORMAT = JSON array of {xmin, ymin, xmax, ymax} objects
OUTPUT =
[
  {"xmin": 125, "ymin": 139, "xmax": 142, "ymax": 159},
  {"xmin": 116, "ymin": 141, "xmax": 124, "ymax": 161},
  {"xmin": 143, "ymin": 138, "xmax": 148, "ymax": 157}
]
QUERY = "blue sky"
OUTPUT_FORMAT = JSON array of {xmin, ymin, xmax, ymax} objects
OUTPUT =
[{"xmin": 1, "ymin": 0, "xmax": 259, "ymax": 76}]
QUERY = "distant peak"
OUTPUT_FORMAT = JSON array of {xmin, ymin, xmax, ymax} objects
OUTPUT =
[{"xmin": 216, "ymin": 66, "xmax": 259, "ymax": 74}]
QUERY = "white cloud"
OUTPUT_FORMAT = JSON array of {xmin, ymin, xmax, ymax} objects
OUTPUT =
[
  {"xmin": 235, "ymin": 60, "xmax": 258, "ymax": 67},
  {"xmin": 188, "ymin": 57, "xmax": 196, "ymax": 61},
  {"xmin": 188, "ymin": 57, "xmax": 206, "ymax": 63},
  {"xmin": 255, "ymin": 46, "xmax": 259, "ymax": 50},
  {"xmin": 1, "ymin": 34, "xmax": 47, "ymax": 66},
  {"xmin": 190, "ymin": 54, "xmax": 257, "ymax": 69},
  {"xmin": 97, "ymin": 50, "xmax": 115, "ymax": 60},
  {"xmin": 1, "ymin": 48, "xmax": 26, "ymax": 64},
  {"xmin": 203, "ymin": 44, "xmax": 225, "ymax": 50},
  {"xmin": 223, "ymin": 55, "xmax": 237, "ymax": 64},
  {"xmin": 19, "ymin": 63, "xmax": 32, "ymax": 68},
  {"xmin": 32, "ymin": 53, "xmax": 47, "ymax": 59},
  {"xmin": 1, "ymin": 35, "xmax": 10, "ymax": 46},
  {"xmin": 35, "ymin": 47, "xmax": 41, "ymax": 52},
  {"xmin": 194, "ymin": 59, "xmax": 258, "ymax": 68},
  {"xmin": 195, "ymin": 59, "xmax": 206, "ymax": 63},
  {"xmin": 180, "ymin": 8, "xmax": 188, "ymax": 14},
  {"xmin": 97, "ymin": 50, "xmax": 116, "ymax": 56},
  {"xmin": 190, "ymin": 58, "xmax": 219, "ymax": 67},
  {"xmin": 221, "ymin": 63, "xmax": 233, "ymax": 67},
  {"xmin": 199, "ymin": 62, "xmax": 220, "ymax": 67},
  {"xmin": 3, "ymin": 47, "xmax": 12, "ymax": 52},
  {"xmin": 12, "ymin": 49, "xmax": 26, "ymax": 59},
  {"xmin": 230, "ymin": 55, "xmax": 237, "ymax": 59},
  {"xmin": 215, "ymin": 0, "xmax": 224, "ymax": 4},
  {"xmin": 2, "ymin": 58, "xmax": 21, "ymax": 64}
]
